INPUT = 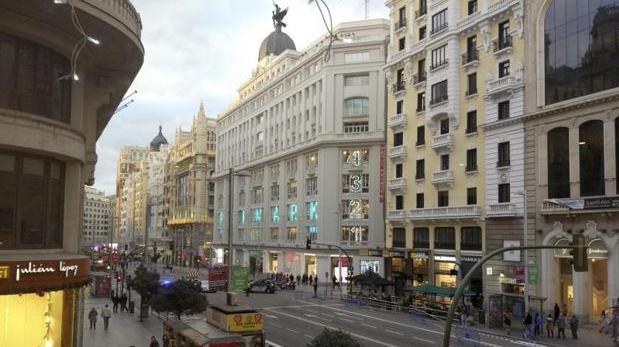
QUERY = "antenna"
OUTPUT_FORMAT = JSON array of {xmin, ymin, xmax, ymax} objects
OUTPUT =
[{"xmin": 364, "ymin": 0, "xmax": 369, "ymax": 20}]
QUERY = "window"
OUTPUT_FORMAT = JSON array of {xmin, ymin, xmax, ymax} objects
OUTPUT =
[
  {"xmin": 461, "ymin": 227, "xmax": 481, "ymax": 251},
  {"xmin": 544, "ymin": 0, "xmax": 619, "ymax": 104},
  {"xmin": 498, "ymin": 101, "xmax": 510, "ymax": 120},
  {"xmin": 271, "ymin": 184, "xmax": 279, "ymax": 201},
  {"xmin": 438, "ymin": 190, "xmax": 449, "ymax": 207},
  {"xmin": 287, "ymin": 203, "xmax": 298, "ymax": 222},
  {"xmin": 342, "ymin": 199, "xmax": 369, "ymax": 219},
  {"xmin": 416, "ymin": 193, "xmax": 424, "ymax": 209},
  {"xmin": 395, "ymin": 195, "xmax": 404, "ymax": 210},
  {"xmin": 392, "ymin": 227, "xmax": 406, "ymax": 248},
  {"xmin": 440, "ymin": 154, "xmax": 449, "ymax": 171},
  {"xmin": 548, "ymin": 127, "xmax": 570, "ymax": 198},
  {"xmin": 270, "ymin": 227, "xmax": 279, "ymax": 240},
  {"xmin": 466, "ymin": 36, "xmax": 477, "ymax": 61},
  {"xmin": 306, "ymin": 225, "xmax": 318, "ymax": 241},
  {"xmin": 467, "ymin": 187, "xmax": 477, "ymax": 205},
  {"xmin": 416, "ymin": 159, "xmax": 425, "ymax": 179},
  {"xmin": 396, "ymin": 100, "xmax": 404, "ymax": 114},
  {"xmin": 499, "ymin": 60, "xmax": 510, "ymax": 78},
  {"xmin": 497, "ymin": 142, "xmax": 510, "ymax": 167},
  {"xmin": 343, "ymin": 121, "xmax": 368, "ymax": 133},
  {"xmin": 344, "ymin": 74, "xmax": 369, "ymax": 86},
  {"xmin": 466, "ymin": 149, "xmax": 477, "ymax": 172},
  {"xmin": 238, "ymin": 210, "xmax": 246, "ymax": 225},
  {"xmin": 305, "ymin": 176, "xmax": 318, "ymax": 196},
  {"xmin": 344, "ymin": 97, "xmax": 369, "ymax": 116},
  {"xmin": 468, "ymin": 0, "xmax": 477, "ymax": 15},
  {"xmin": 287, "ymin": 180, "xmax": 297, "ymax": 199},
  {"xmin": 466, "ymin": 111, "xmax": 477, "ymax": 134},
  {"xmin": 306, "ymin": 201, "xmax": 318, "ymax": 220},
  {"xmin": 398, "ymin": 37, "xmax": 406, "ymax": 51},
  {"xmin": 342, "ymin": 174, "xmax": 370, "ymax": 193},
  {"xmin": 431, "ymin": 80, "xmax": 448, "ymax": 104},
  {"xmin": 417, "ymin": 92, "xmax": 426, "ymax": 111},
  {"xmin": 252, "ymin": 208, "xmax": 263, "ymax": 223},
  {"xmin": 416, "ymin": 126, "xmax": 425, "ymax": 146},
  {"xmin": 396, "ymin": 68, "xmax": 405, "ymax": 91},
  {"xmin": 413, "ymin": 227, "xmax": 429, "ymax": 248},
  {"xmin": 342, "ymin": 149, "xmax": 369, "ymax": 166},
  {"xmin": 306, "ymin": 153, "xmax": 318, "ymax": 169},
  {"xmin": 0, "ymin": 33, "xmax": 72, "ymax": 123},
  {"xmin": 341, "ymin": 226, "xmax": 368, "ymax": 243},
  {"xmin": 431, "ymin": 9, "xmax": 448, "ymax": 34},
  {"xmin": 467, "ymin": 73, "xmax": 477, "ymax": 95},
  {"xmin": 419, "ymin": 26, "xmax": 427, "ymax": 40},
  {"xmin": 398, "ymin": 6, "xmax": 406, "ymax": 27},
  {"xmin": 498, "ymin": 20, "xmax": 511, "ymax": 49},
  {"xmin": 252, "ymin": 187, "xmax": 263, "ymax": 204},
  {"xmin": 580, "ymin": 120, "xmax": 605, "ymax": 196},
  {"xmin": 395, "ymin": 163, "xmax": 403, "ymax": 178},
  {"xmin": 498, "ymin": 183, "xmax": 510, "ymax": 203},
  {"xmin": 435, "ymin": 227, "xmax": 455, "ymax": 249},
  {"xmin": 417, "ymin": 59, "xmax": 426, "ymax": 83},
  {"xmin": 431, "ymin": 45, "xmax": 447, "ymax": 69},
  {"xmin": 270, "ymin": 206, "xmax": 280, "ymax": 224},
  {"xmin": 287, "ymin": 227, "xmax": 297, "ymax": 241},
  {"xmin": 440, "ymin": 118, "xmax": 449, "ymax": 134},
  {"xmin": 418, "ymin": 0, "xmax": 427, "ymax": 16},
  {"xmin": 393, "ymin": 132, "xmax": 404, "ymax": 147}
]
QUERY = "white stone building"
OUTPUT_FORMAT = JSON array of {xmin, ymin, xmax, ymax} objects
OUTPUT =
[
  {"xmin": 82, "ymin": 186, "xmax": 113, "ymax": 246},
  {"xmin": 214, "ymin": 15, "xmax": 389, "ymax": 279}
]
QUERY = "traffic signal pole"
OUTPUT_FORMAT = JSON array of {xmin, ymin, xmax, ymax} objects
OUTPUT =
[
  {"xmin": 306, "ymin": 238, "xmax": 354, "ymax": 296},
  {"xmin": 442, "ymin": 244, "xmax": 586, "ymax": 347}
]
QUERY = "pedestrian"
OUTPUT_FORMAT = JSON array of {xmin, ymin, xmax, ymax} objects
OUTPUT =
[
  {"xmin": 523, "ymin": 310, "xmax": 533, "ymax": 339},
  {"xmin": 534, "ymin": 312, "xmax": 541, "ymax": 336},
  {"xmin": 289, "ymin": 274, "xmax": 294, "ymax": 283},
  {"xmin": 569, "ymin": 314, "xmax": 579, "ymax": 339},
  {"xmin": 599, "ymin": 310, "xmax": 607, "ymax": 333},
  {"xmin": 557, "ymin": 312, "xmax": 567, "ymax": 339},
  {"xmin": 88, "ymin": 307, "xmax": 98, "ymax": 330},
  {"xmin": 309, "ymin": 274, "xmax": 313, "ymax": 285},
  {"xmin": 120, "ymin": 292, "xmax": 128, "ymax": 312},
  {"xmin": 504, "ymin": 308, "xmax": 512, "ymax": 335},
  {"xmin": 546, "ymin": 314, "xmax": 554, "ymax": 338},
  {"xmin": 162, "ymin": 333, "xmax": 170, "ymax": 347},
  {"xmin": 302, "ymin": 273, "xmax": 308, "ymax": 285},
  {"xmin": 101, "ymin": 304, "xmax": 112, "ymax": 330},
  {"xmin": 296, "ymin": 274, "xmax": 301, "ymax": 284},
  {"xmin": 149, "ymin": 335, "xmax": 160, "ymax": 347},
  {"xmin": 553, "ymin": 303, "xmax": 560, "ymax": 322},
  {"xmin": 112, "ymin": 293, "xmax": 119, "ymax": 313},
  {"xmin": 313, "ymin": 276, "xmax": 318, "ymax": 298}
]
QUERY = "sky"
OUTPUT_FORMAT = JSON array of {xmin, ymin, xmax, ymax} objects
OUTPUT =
[{"xmin": 93, "ymin": 0, "xmax": 389, "ymax": 196}]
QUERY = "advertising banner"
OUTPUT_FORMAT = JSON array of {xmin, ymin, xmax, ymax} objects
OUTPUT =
[{"xmin": 230, "ymin": 266, "xmax": 249, "ymax": 292}]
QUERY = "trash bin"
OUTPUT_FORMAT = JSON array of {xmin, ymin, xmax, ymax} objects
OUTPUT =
[{"xmin": 129, "ymin": 300, "xmax": 135, "ymax": 314}]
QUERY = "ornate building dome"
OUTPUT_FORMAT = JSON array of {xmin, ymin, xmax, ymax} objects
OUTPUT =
[
  {"xmin": 258, "ymin": 3, "xmax": 296, "ymax": 61},
  {"xmin": 150, "ymin": 125, "xmax": 168, "ymax": 152}
]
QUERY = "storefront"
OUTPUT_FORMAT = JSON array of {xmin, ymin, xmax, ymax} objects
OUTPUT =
[
  {"xmin": 410, "ymin": 251, "xmax": 429, "ymax": 286},
  {"xmin": 0, "ymin": 255, "xmax": 90, "ymax": 347},
  {"xmin": 385, "ymin": 250, "xmax": 407, "ymax": 296}
]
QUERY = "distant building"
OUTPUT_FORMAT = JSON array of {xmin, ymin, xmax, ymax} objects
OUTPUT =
[
  {"xmin": 115, "ymin": 146, "xmax": 149, "ymax": 247},
  {"xmin": 82, "ymin": 187, "xmax": 113, "ymax": 246}
]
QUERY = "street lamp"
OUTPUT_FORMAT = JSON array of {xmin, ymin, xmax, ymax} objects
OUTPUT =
[
  {"xmin": 227, "ymin": 168, "xmax": 251, "ymax": 293},
  {"xmin": 514, "ymin": 190, "xmax": 529, "ymax": 315}
]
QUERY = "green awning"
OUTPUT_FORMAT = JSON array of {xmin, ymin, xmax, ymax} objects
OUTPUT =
[{"xmin": 403, "ymin": 284, "xmax": 476, "ymax": 297}]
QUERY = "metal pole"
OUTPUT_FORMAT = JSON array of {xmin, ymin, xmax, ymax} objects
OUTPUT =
[
  {"xmin": 523, "ymin": 191, "xmax": 529, "ymax": 315},
  {"xmin": 227, "ymin": 168, "xmax": 233, "ymax": 292},
  {"xmin": 442, "ymin": 245, "xmax": 576, "ymax": 347}
]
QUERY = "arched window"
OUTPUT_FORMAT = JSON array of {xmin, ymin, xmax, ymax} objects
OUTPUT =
[
  {"xmin": 547, "ymin": 127, "xmax": 570, "ymax": 198},
  {"xmin": 544, "ymin": 0, "xmax": 619, "ymax": 104},
  {"xmin": 344, "ymin": 97, "xmax": 369, "ymax": 116},
  {"xmin": 579, "ymin": 120, "xmax": 605, "ymax": 196}
]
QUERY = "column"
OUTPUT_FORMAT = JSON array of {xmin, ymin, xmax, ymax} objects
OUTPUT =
[
  {"xmin": 607, "ymin": 242, "xmax": 619, "ymax": 308},
  {"xmin": 568, "ymin": 127, "xmax": 580, "ymax": 197},
  {"xmin": 316, "ymin": 254, "xmax": 330, "ymax": 282},
  {"xmin": 604, "ymin": 119, "xmax": 616, "ymax": 194},
  {"xmin": 572, "ymin": 270, "xmax": 592, "ymax": 321}
]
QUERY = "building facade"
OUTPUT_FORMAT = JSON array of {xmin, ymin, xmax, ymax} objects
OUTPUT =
[
  {"xmin": 523, "ymin": 0, "xmax": 619, "ymax": 322},
  {"xmin": 115, "ymin": 145, "xmax": 148, "ymax": 247},
  {"xmin": 214, "ymin": 16, "xmax": 389, "ymax": 279},
  {"xmin": 165, "ymin": 103, "xmax": 217, "ymax": 267},
  {"xmin": 384, "ymin": 0, "xmax": 524, "ymax": 302},
  {"xmin": 82, "ymin": 186, "xmax": 113, "ymax": 246},
  {"xmin": 0, "ymin": 0, "xmax": 143, "ymax": 346}
]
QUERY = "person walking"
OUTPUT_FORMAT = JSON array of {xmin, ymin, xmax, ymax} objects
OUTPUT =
[
  {"xmin": 149, "ymin": 335, "xmax": 160, "ymax": 347},
  {"xmin": 599, "ymin": 310, "xmax": 607, "ymax": 333},
  {"xmin": 296, "ymin": 274, "xmax": 301, "ymax": 284},
  {"xmin": 313, "ymin": 276, "xmax": 318, "ymax": 298},
  {"xmin": 120, "ymin": 292, "xmax": 128, "ymax": 312},
  {"xmin": 112, "ymin": 293, "xmax": 119, "ymax": 313},
  {"xmin": 553, "ymin": 303, "xmax": 560, "ymax": 322},
  {"xmin": 88, "ymin": 307, "xmax": 98, "ymax": 330},
  {"xmin": 504, "ymin": 308, "xmax": 512, "ymax": 335},
  {"xmin": 309, "ymin": 274, "xmax": 313, "ymax": 286},
  {"xmin": 546, "ymin": 314, "xmax": 555, "ymax": 338},
  {"xmin": 523, "ymin": 310, "xmax": 533, "ymax": 340},
  {"xmin": 101, "ymin": 304, "xmax": 112, "ymax": 330},
  {"xmin": 557, "ymin": 312, "xmax": 567, "ymax": 339},
  {"xmin": 534, "ymin": 312, "xmax": 542, "ymax": 337},
  {"xmin": 569, "ymin": 314, "xmax": 579, "ymax": 339}
]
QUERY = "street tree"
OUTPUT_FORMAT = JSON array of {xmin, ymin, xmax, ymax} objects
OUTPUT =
[
  {"xmin": 150, "ymin": 278, "xmax": 207, "ymax": 320},
  {"xmin": 310, "ymin": 328, "xmax": 360, "ymax": 347},
  {"xmin": 129, "ymin": 264, "xmax": 160, "ymax": 320}
]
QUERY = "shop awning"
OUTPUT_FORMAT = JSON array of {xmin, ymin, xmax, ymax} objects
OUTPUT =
[{"xmin": 403, "ymin": 284, "xmax": 476, "ymax": 297}]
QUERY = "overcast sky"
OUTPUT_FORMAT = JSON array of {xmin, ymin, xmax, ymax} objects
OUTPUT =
[{"xmin": 93, "ymin": 0, "xmax": 388, "ymax": 195}]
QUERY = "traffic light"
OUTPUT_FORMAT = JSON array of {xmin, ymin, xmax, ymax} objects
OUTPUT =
[
  {"xmin": 571, "ymin": 234, "xmax": 588, "ymax": 272},
  {"xmin": 306, "ymin": 237, "xmax": 311, "ymax": 250}
]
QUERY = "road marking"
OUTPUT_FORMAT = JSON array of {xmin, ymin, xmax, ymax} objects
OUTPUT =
[
  {"xmin": 412, "ymin": 336, "xmax": 436, "ymax": 344},
  {"xmin": 304, "ymin": 334, "xmax": 313, "ymax": 339},
  {"xmin": 267, "ymin": 322, "xmax": 283, "ymax": 328},
  {"xmin": 385, "ymin": 329, "xmax": 403, "ymax": 336},
  {"xmin": 304, "ymin": 313, "xmax": 318, "ymax": 318},
  {"xmin": 339, "ymin": 317, "xmax": 354, "ymax": 323},
  {"xmin": 286, "ymin": 328, "xmax": 299, "ymax": 333},
  {"xmin": 362, "ymin": 323, "xmax": 377, "ymax": 329},
  {"xmin": 265, "ymin": 340, "xmax": 284, "ymax": 347},
  {"xmin": 266, "ymin": 308, "xmax": 397, "ymax": 347},
  {"xmin": 265, "ymin": 314, "xmax": 278, "ymax": 319}
]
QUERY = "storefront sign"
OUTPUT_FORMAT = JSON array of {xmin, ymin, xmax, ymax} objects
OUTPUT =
[
  {"xmin": 461, "ymin": 255, "xmax": 482, "ymax": 263},
  {"xmin": 410, "ymin": 252, "xmax": 428, "ymax": 260},
  {"xmin": 359, "ymin": 249, "xmax": 383, "ymax": 257},
  {"xmin": 388, "ymin": 250, "xmax": 405, "ymax": 258},
  {"xmin": 551, "ymin": 196, "xmax": 619, "ymax": 210},
  {"xmin": 528, "ymin": 265, "xmax": 538, "ymax": 285},
  {"xmin": 207, "ymin": 307, "xmax": 263, "ymax": 333},
  {"xmin": 434, "ymin": 255, "xmax": 456, "ymax": 262},
  {"xmin": 0, "ymin": 256, "xmax": 90, "ymax": 294}
]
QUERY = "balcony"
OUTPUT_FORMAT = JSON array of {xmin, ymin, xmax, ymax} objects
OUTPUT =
[
  {"xmin": 541, "ymin": 199, "xmax": 570, "ymax": 215},
  {"xmin": 486, "ymin": 75, "xmax": 521, "ymax": 98},
  {"xmin": 457, "ymin": 11, "xmax": 480, "ymax": 29},
  {"xmin": 487, "ymin": 202, "xmax": 518, "ymax": 217},
  {"xmin": 488, "ymin": 0, "xmax": 516, "ymax": 16},
  {"xmin": 431, "ymin": 133, "xmax": 454, "ymax": 151},
  {"xmin": 429, "ymin": 95, "xmax": 448, "ymax": 107},
  {"xmin": 392, "ymin": 80, "xmax": 406, "ymax": 95},
  {"xmin": 388, "ymin": 178, "xmax": 407, "ymax": 191},
  {"xmin": 409, "ymin": 205, "xmax": 480, "ymax": 220},
  {"xmin": 461, "ymin": 50, "xmax": 479, "ymax": 67},
  {"xmin": 394, "ymin": 20, "xmax": 407, "ymax": 33},
  {"xmin": 343, "ymin": 123, "xmax": 369, "ymax": 134},
  {"xmin": 388, "ymin": 114, "xmax": 408, "ymax": 129},
  {"xmin": 388, "ymin": 145, "xmax": 407, "ymax": 161},
  {"xmin": 492, "ymin": 35, "xmax": 513, "ymax": 54},
  {"xmin": 430, "ymin": 22, "xmax": 449, "ymax": 35},
  {"xmin": 388, "ymin": 210, "xmax": 408, "ymax": 221},
  {"xmin": 413, "ymin": 72, "xmax": 427, "ymax": 86},
  {"xmin": 415, "ymin": 8, "xmax": 427, "ymax": 20},
  {"xmin": 83, "ymin": 0, "xmax": 143, "ymax": 38},
  {"xmin": 431, "ymin": 170, "xmax": 454, "ymax": 185}
]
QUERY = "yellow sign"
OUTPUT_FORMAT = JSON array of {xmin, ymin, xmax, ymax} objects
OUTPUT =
[
  {"xmin": 0, "ymin": 266, "xmax": 8, "ymax": 279},
  {"xmin": 227, "ymin": 312, "xmax": 263, "ymax": 332}
]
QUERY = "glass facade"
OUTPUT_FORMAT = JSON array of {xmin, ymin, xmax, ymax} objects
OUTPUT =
[
  {"xmin": 547, "ymin": 127, "xmax": 571, "ymax": 198},
  {"xmin": 545, "ymin": 0, "xmax": 619, "ymax": 104}
]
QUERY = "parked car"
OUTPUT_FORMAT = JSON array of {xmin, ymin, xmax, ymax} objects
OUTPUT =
[
  {"xmin": 248, "ymin": 279, "xmax": 276, "ymax": 294},
  {"xmin": 276, "ymin": 280, "xmax": 296, "ymax": 290}
]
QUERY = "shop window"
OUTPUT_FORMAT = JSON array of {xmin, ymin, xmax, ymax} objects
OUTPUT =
[
  {"xmin": 461, "ymin": 226, "xmax": 482, "ymax": 251},
  {"xmin": 0, "ymin": 151, "xmax": 64, "ymax": 249},
  {"xmin": 547, "ymin": 127, "xmax": 570, "ymax": 198},
  {"xmin": 579, "ymin": 120, "xmax": 605, "ymax": 196},
  {"xmin": 435, "ymin": 227, "xmax": 455, "ymax": 249},
  {"xmin": 413, "ymin": 227, "xmax": 429, "ymax": 248},
  {"xmin": 392, "ymin": 227, "xmax": 406, "ymax": 248}
]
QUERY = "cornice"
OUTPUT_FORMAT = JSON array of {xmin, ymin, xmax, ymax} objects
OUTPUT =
[{"xmin": 523, "ymin": 89, "xmax": 619, "ymax": 123}]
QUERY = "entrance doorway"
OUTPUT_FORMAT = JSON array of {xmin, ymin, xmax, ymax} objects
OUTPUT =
[
  {"xmin": 589, "ymin": 238, "xmax": 609, "ymax": 318},
  {"xmin": 305, "ymin": 255, "xmax": 316, "ymax": 277}
]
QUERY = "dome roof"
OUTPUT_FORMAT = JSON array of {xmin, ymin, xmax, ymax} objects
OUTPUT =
[
  {"xmin": 258, "ymin": 28, "xmax": 296, "ymax": 61},
  {"xmin": 150, "ymin": 126, "xmax": 168, "ymax": 152}
]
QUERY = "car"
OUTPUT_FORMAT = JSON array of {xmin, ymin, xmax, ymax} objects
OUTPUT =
[
  {"xmin": 200, "ymin": 279, "xmax": 216, "ymax": 293},
  {"xmin": 248, "ymin": 279, "xmax": 276, "ymax": 294}
]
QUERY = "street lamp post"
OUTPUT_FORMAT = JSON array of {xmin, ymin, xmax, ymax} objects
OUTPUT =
[
  {"xmin": 226, "ymin": 168, "xmax": 250, "ymax": 292},
  {"xmin": 515, "ymin": 190, "xmax": 529, "ymax": 315}
]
